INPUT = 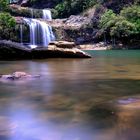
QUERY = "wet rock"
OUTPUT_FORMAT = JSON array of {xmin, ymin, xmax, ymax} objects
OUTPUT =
[
  {"xmin": 0, "ymin": 72, "xmax": 40, "ymax": 80},
  {"xmin": 12, "ymin": 71, "xmax": 31, "ymax": 78}
]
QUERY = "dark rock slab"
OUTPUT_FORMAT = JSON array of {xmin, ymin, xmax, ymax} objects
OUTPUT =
[{"xmin": 0, "ymin": 40, "xmax": 30, "ymax": 60}]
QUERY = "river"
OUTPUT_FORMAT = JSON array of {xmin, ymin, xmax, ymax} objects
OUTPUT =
[{"xmin": 0, "ymin": 50, "xmax": 140, "ymax": 140}]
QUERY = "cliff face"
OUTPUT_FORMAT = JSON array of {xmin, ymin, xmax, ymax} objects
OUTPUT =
[{"xmin": 8, "ymin": 0, "xmax": 140, "ymax": 47}]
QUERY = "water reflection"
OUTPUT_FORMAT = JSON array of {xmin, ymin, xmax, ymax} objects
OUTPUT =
[{"xmin": 0, "ymin": 50, "xmax": 140, "ymax": 140}]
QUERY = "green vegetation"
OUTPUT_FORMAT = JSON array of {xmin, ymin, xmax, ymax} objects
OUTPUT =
[
  {"xmin": 99, "ymin": 5, "xmax": 140, "ymax": 43},
  {"xmin": 54, "ymin": 0, "xmax": 97, "ymax": 18},
  {"xmin": 0, "ymin": 12, "xmax": 16, "ymax": 39},
  {"xmin": 0, "ymin": 0, "xmax": 8, "ymax": 11},
  {"xmin": 0, "ymin": 0, "xmax": 139, "ymax": 46},
  {"xmin": 0, "ymin": 0, "xmax": 16, "ymax": 40},
  {"xmin": 120, "ymin": 5, "xmax": 140, "ymax": 34}
]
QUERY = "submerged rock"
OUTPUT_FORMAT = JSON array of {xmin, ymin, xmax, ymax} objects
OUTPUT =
[
  {"xmin": 0, "ymin": 116, "xmax": 17, "ymax": 136},
  {"xmin": 0, "ymin": 72, "xmax": 40, "ymax": 80}
]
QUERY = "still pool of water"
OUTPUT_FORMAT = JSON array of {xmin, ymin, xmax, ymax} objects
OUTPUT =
[{"xmin": 0, "ymin": 50, "xmax": 140, "ymax": 140}]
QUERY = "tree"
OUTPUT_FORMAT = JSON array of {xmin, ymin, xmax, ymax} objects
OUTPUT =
[
  {"xmin": 110, "ymin": 17, "xmax": 136, "ymax": 37},
  {"xmin": 99, "ymin": 7, "xmax": 140, "ymax": 39},
  {"xmin": 99, "ymin": 10, "xmax": 117, "ymax": 31},
  {"xmin": 120, "ymin": 5, "xmax": 140, "ymax": 34},
  {"xmin": 0, "ymin": 0, "xmax": 8, "ymax": 12}
]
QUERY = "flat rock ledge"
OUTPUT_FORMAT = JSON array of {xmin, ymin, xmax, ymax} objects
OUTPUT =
[{"xmin": 0, "ymin": 40, "xmax": 91, "ymax": 60}]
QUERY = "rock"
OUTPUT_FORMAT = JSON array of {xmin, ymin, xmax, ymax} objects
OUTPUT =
[
  {"xmin": 1, "ymin": 75, "xmax": 13, "ymax": 80},
  {"xmin": 49, "ymin": 41, "xmax": 76, "ymax": 48},
  {"xmin": 0, "ymin": 72, "xmax": 40, "ymax": 80},
  {"xmin": 12, "ymin": 71, "xmax": 32, "ymax": 79},
  {"xmin": 0, "ymin": 40, "xmax": 31, "ymax": 60},
  {"xmin": 9, "ymin": 5, "xmax": 43, "ymax": 18},
  {"xmin": 0, "ymin": 40, "xmax": 91, "ymax": 60},
  {"xmin": 19, "ymin": 0, "xmax": 29, "ymax": 6},
  {"xmin": 32, "ymin": 46, "xmax": 91, "ymax": 58}
]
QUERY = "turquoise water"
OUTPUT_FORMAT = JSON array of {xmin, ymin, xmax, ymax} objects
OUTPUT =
[{"xmin": 0, "ymin": 50, "xmax": 140, "ymax": 140}]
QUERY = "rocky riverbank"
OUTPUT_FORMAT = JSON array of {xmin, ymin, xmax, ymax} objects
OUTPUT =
[{"xmin": 78, "ymin": 42, "xmax": 109, "ymax": 50}]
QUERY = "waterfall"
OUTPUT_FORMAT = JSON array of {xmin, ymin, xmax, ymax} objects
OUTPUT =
[
  {"xmin": 23, "ymin": 18, "xmax": 55, "ymax": 48},
  {"xmin": 21, "ymin": 9, "xmax": 55, "ymax": 48},
  {"xmin": 42, "ymin": 9, "xmax": 52, "ymax": 20},
  {"xmin": 9, "ymin": 0, "xmax": 18, "ymax": 4},
  {"xmin": 20, "ymin": 24, "xmax": 23, "ymax": 44},
  {"xmin": 30, "ymin": 9, "xmax": 34, "ymax": 18}
]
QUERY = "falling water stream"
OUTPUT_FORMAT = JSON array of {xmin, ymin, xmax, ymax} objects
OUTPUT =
[
  {"xmin": 23, "ymin": 9, "xmax": 55, "ymax": 48},
  {"xmin": 42, "ymin": 9, "xmax": 52, "ymax": 20},
  {"xmin": 20, "ymin": 24, "xmax": 23, "ymax": 44}
]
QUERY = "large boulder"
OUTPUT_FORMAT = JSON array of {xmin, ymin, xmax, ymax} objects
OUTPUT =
[
  {"xmin": 0, "ymin": 40, "xmax": 31, "ymax": 60},
  {"xmin": 0, "ymin": 40, "xmax": 91, "ymax": 60}
]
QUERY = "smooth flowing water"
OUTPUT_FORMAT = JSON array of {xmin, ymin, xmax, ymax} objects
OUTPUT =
[
  {"xmin": 0, "ymin": 50, "xmax": 140, "ymax": 140},
  {"xmin": 43, "ymin": 9, "xmax": 52, "ymax": 20},
  {"xmin": 20, "ymin": 24, "xmax": 23, "ymax": 44},
  {"xmin": 23, "ymin": 18, "xmax": 55, "ymax": 48},
  {"xmin": 22, "ymin": 9, "xmax": 55, "ymax": 49}
]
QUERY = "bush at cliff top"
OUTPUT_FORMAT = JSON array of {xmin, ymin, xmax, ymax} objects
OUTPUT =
[
  {"xmin": 55, "ymin": 0, "xmax": 97, "ymax": 18},
  {"xmin": 0, "ymin": 12, "xmax": 16, "ymax": 40}
]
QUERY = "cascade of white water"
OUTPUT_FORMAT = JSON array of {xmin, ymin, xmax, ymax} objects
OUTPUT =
[
  {"xmin": 23, "ymin": 18, "xmax": 55, "ymax": 48},
  {"xmin": 37, "ymin": 20, "xmax": 55, "ymax": 46},
  {"xmin": 23, "ymin": 18, "xmax": 37, "ymax": 48},
  {"xmin": 42, "ymin": 9, "xmax": 52, "ymax": 20}
]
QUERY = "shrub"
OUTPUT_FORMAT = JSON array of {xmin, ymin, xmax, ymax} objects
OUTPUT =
[
  {"xmin": 0, "ymin": 12, "xmax": 16, "ymax": 39},
  {"xmin": 55, "ymin": 0, "xmax": 97, "ymax": 18},
  {"xmin": 0, "ymin": 0, "xmax": 8, "ymax": 11}
]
